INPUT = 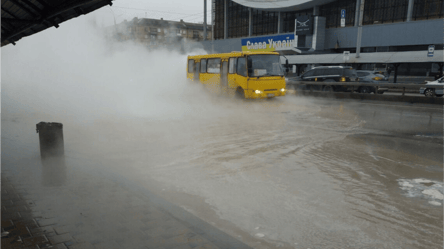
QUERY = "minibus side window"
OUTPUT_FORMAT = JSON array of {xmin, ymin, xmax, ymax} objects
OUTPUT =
[
  {"xmin": 201, "ymin": 59, "xmax": 207, "ymax": 73},
  {"xmin": 188, "ymin": 59, "xmax": 195, "ymax": 73},
  {"xmin": 237, "ymin": 57, "xmax": 247, "ymax": 77},
  {"xmin": 207, "ymin": 58, "xmax": 221, "ymax": 73},
  {"xmin": 229, "ymin": 58, "xmax": 237, "ymax": 74}
]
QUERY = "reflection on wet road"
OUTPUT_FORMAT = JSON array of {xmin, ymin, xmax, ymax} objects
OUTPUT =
[
  {"xmin": 3, "ymin": 95, "xmax": 443, "ymax": 248},
  {"xmin": 101, "ymin": 97, "xmax": 442, "ymax": 248}
]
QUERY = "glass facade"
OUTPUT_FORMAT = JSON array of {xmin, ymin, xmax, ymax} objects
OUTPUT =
[
  {"xmin": 213, "ymin": 0, "xmax": 442, "ymax": 40},
  {"xmin": 362, "ymin": 0, "xmax": 409, "ymax": 25},
  {"xmin": 412, "ymin": 0, "xmax": 444, "ymax": 20},
  {"xmin": 214, "ymin": 0, "xmax": 224, "ymax": 40},
  {"xmin": 251, "ymin": 9, "xmax": 278, "ymax": 36},
  {"xmin": 320, "ymin": 0, "xmax": 356, "ymax": 28},
  {"xmin": 227, "ymin": 1, "xmax": 249, "ymax": 38}
]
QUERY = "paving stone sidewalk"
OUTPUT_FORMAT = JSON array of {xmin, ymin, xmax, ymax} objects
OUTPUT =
[
  {"xmin": 2, "ymin": 175, "xmax": 60, "ymax": 249},
  {"xmin": 1, "ymin": 164, "xmax": 251, "ymax": 249}
]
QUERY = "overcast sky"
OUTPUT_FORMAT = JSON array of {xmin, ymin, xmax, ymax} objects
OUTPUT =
[{"xmin": 94, "ymin": 0, "xmax": 212, "ymax": 27}]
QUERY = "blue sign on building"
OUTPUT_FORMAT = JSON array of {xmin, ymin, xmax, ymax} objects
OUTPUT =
[
  {"xmin": 341, "ymin": 9, "xmax": 346, "ymax": 18},
  {"xmin": 241, "ymin": 34, "xmax": 295, "ymax": 52},
  {"xmin": 428, "ymin": 45, "xmax": 435, "ymax": 57}
]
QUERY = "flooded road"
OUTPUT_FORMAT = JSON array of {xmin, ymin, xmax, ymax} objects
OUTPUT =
[
  {"xmin": 4, "ymin": 90, "xmax": 441, "ymax": 248},
  {"xmin": 129, "ymin": 97, "xmax": 443, "ymax": 249},
  {"xmin": 124, "ymin": 96, "xmax": 441, "ymax": 248}
]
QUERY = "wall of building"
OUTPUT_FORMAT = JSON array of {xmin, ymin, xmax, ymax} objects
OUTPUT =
[
  {"xmin": 325, "ymin": 19, "xmax": 443, "ymax": 49},
  {"xmin": 200, "ymin": 18, "xmax": 442, "ymax": 53}
]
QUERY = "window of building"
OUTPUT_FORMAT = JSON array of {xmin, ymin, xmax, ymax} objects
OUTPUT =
[
  {"xmin": 193, "ymin": 30, "xmax": 199, "ymax": 38},
  {"xmin": 363, "ymin": 0, "xmax": 409, "ymax": 25},
  {"xmin": 237, "ymin": 57, "xmax": 247, "ymax": 76},
  {"xmin": 229, "ymin": 58, "xmax": 237, "ymax": 73},
  {"xmin": 252, "ymin": 9, "xmax": 278, "ymax": 36},
  {"xmin": 412, "ymin": 0, "xmax": 444, "ymax": 20},
  {"xmin": 201, "ymin": 59, "xmax": 207, "ymax": 73},
  {"xmin": 227, "ymin": 1, "xmax": 249, "ymax": 38},
  {"xmin": 214, "ymin": 0, "xmax": 225, "ymax": 39},
  {"xmin": 320, "ymin": 0, "xmax": 356, "ymax": 28},
  {"xmin": 207, "ymin": 58, "xmax": 221, "ymax": 73},
  {"xmin": 188, "ymin": 60, "xmax": 195, "ymax": 73}
]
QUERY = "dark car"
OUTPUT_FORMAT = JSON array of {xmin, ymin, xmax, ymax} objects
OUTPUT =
[{"xmin": 286, "ymin": 66, "xmax": 358, "ymax": 92}]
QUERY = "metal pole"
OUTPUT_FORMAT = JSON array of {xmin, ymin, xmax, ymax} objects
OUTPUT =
[
  {"xmin": 203, "ymin": 0, "xmax": 207, "ymax": 40},
  {"xmin": 249, "ymin": 8, "xmax": 252, "ymax": 37},
  {"xmin": 406, "ymin": 0, "xmax": 414, "ymax": 22},
  {"xmin": 0, "ymin": 5, "xmax": 3, "ymax": 125},
  {"xmin": 224, "ymin": 0, "xmax": 227, "ymax": 39},
  {"xmin": 354, "ymin": 0, "xmax": 360, "ymax": 27},
  {"xmin": 355, "ymin": 0, "xmax": 365, "ymax": 58}
]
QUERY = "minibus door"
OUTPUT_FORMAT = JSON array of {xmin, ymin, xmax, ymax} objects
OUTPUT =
[
  {"xmin": 221, "ymin": 61, "xmax": 228, "ymax": 92},
  {"xmin": 194, "ymin": 62, "xmax": 200, "ymax": 81}
]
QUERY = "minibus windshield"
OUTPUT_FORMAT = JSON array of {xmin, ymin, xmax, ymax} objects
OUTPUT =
[{"xmin": 247, "ymin": 55, "xmax": 284, "ymax": 77}]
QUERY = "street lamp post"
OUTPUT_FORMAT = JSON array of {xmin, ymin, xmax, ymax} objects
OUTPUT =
[
  {"xmin": 203, "ymin": 0, "xmax": 207, "ymax": 41},
  {"xmin": 356, "ymin": 0, "xmax": 365, "ymax": 58}
]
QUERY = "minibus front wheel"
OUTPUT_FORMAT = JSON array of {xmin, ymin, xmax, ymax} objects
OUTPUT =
[{"xmin": 235, "ymin": 87, "xmax": 245, "ymax": 99}]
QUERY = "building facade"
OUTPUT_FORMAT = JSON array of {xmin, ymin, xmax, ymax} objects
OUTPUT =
[
  {"xmin": 203, "ymin": 0, "xmax": 443, "ymax": 76},
  {"xmin": 108, "ymin": 17, "xmax": 212, "ymax": 49}
]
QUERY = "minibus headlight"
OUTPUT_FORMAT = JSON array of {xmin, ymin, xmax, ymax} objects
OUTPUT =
[
  {"xmin": 280, "ymin": 88, "xmax": 286, "ymax": 92},
  {"xmin": 255, "ymin": 90, "xmax": 262, "ymax": 94}
]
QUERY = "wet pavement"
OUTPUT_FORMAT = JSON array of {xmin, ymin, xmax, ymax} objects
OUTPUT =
[{"xmin": 2, "ymin": 94, "xmax": 443, "ymax": 249}]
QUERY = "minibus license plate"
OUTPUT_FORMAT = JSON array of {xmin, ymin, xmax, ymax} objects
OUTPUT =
[{"xmin": 267, "ymin": 93, "xmax": 274, "ymax": 97}]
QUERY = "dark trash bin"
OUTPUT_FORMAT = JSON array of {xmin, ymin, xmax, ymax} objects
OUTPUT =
[{"xmin": 36, "ymin": 122, "xmax": 64, "ymax": 158}]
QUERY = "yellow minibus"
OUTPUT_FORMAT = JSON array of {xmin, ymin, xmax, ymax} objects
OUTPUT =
[{"xmin": 187, "ymin": 51, "xmax": 286, "ymax": 99}]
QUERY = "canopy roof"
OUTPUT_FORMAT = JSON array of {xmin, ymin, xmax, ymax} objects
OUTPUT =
[
  {"xmin": 232, "ymin": 0, "xmax": 336, "ymax": 11},
  {"xmin": 285, "ymin": 50, "xmax": 444, "ymax": 64},
  {"xmin": 1, "ymin": 0, "xmax": 113, "ymax": 46}
]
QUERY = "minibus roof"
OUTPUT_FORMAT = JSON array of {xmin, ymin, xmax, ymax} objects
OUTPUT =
[{"xmin": 188, "ymin": 51, "xmax": 279, "ymax": 59}]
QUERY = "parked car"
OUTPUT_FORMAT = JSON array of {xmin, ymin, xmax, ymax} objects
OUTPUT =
[
  {"xmin": 419, "ymin": 77, "xmax": 444, "ymax": 97},
  {"xmin": 371, "ymin": 70, "xmax": 389, "ymax": 80},
  {"xmin": 356, "ymin": 70, "xmax": 389, "ymax": 94},
  {"xmin": 286, "ymin": 66, "xmax": 358, "ymax": 92}
]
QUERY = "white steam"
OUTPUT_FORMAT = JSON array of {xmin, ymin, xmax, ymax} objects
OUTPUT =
[{"xmin": 2, "ymin": 14, "xmax": 210, "ymax": 123}]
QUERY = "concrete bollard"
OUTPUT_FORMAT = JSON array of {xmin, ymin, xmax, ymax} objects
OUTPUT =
[{"xmin": 36, "ymin": 122, "xmax": 64, "ymax": 158}]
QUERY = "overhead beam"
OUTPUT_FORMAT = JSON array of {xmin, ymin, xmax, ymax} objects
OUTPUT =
[
  {"xmin": 9, "ymin": 0, "xmax": 39, "ymax": 18},
  {"xmin": 19, "ymin": 0, "xmax": 45, "ymax": 16},
  {"xmin": 74, "ymin": 7, "xmax": 85, "ymax": 15},
  {"xmin": 2, "ymin": 7, "xmax": 20, "ymax": 19},
  {"xmin": 2, "ymin": 17, "xmax": 40, "ymax": 25},
  {"xmin": 0, "ymin": 23, "xmax": 15, "ymax": 33},
  {"xmin": 33, "ymin": 0, "xmax": 51, "ymax": 9}
]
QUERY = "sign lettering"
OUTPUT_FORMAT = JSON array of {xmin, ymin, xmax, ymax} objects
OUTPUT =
[{"xmin": 242, "ymin": 34, "xmax": 296, "ymax": 51}]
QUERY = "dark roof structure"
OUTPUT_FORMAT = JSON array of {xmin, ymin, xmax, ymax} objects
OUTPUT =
[{"xmin": 1, "ymin": 0, "xmax": 114, "ymax": 46}]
